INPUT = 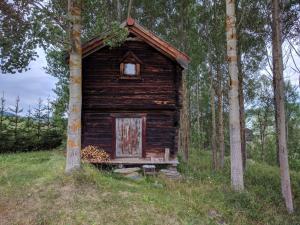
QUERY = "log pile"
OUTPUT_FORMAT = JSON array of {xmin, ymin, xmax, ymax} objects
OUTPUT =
[{"xmin": 81, "ymin": 145, "xmax": 110, "ymax": 162}]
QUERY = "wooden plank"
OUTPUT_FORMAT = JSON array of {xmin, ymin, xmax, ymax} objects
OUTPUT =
[
  {"xmin": 81, "ymin": 40, "xmax": 182, "ymax": 160},
  {"xmin": 85, "ymin": 158, "xmax": 179, "ymax": 165},
  {"xmin": 115, "ymin": 117, "xmax": 142, "ymax": 158}
]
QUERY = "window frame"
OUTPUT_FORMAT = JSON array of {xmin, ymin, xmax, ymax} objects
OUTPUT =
[
  {"xmin": 124, "ymin": 63, "xmax": 137, "ymax": 76},
  {"xmin": 119, "ymin": 51, "xmax": 142, "ymax": 80}
]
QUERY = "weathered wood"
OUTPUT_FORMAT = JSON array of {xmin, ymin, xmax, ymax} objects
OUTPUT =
[
  {"xmin": 115, "ymin": 117, "xmax": 142, "ymax": 157},
  {"xmin": 82, "ymin": 18, "xmax": 190, "ymax": 69},
  {"xmin": 82, "ymin": 40, "xmax": 182, "ymax": 162},
  {"xmin": 86, "ymin": 158, "xmax": 179, "ymax": 165}
]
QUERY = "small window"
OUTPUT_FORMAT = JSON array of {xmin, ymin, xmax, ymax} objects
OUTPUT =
[
  {"xmin": 124, "ymin": 63, "xmax": 136, "ymax": 76},
  {"xmin": 119, "ymin": 51, "xmax": 142, "ymax": 80}
]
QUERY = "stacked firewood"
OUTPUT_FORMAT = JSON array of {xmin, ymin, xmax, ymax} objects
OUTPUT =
[{"xmin": 81, "ymin": 145, "xmax": 110, "ymax": 162}]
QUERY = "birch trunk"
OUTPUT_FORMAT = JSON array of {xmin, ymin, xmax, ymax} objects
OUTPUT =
[
  {"xmin": 181, "ymin": 73, "xmax": 190, "ymax": 162},
  {"xmin": 65, "ymin": 0, "xmax": 82, "ymax": 173},
  {"xmin": 196, "ymin": 73, "xmax": 201, "ymax": 149},
  {"xmin": 117, "ymin": 0, "xmax": 122, "ymax": 22},
  {"xmin": 226, "ymin": 0, "xmax": 244, "ymax": 191},
  {"xmin": 179, "ymin": 0, "xmax": 189, "ymax": 162},
  {"xmin": 237, "ymin": 49, "xmax": 246, "ymax": 170},
  {"xmin": 210, "ymin": 70, "xmax": 217, "ymax": 170},
  {"xmin": 216, "ymin": 65, "xmax": 225, "ymax": 169},
  {"xmin": 127, "ymin": 0, "xmax": 133, "ymax": 18},
  {"xmin": 271, "ymin": 0, "xmax": 294, "ymax": 213}
]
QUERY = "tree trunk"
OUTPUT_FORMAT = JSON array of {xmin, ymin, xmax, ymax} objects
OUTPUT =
[
  {"xmin": 181, "ymin": 72, "xmax": 190, "ymax": 162},
  {"xmin": 66, "ymin": 0, "xmax": 82, "ymax": 173},
  {"xmin": 237, "ymin": 48, "xmax": 246, "ymax": 170},
  {"xmin": 226, "ymin": 0, "xmax": 244, "ymax": 191},
  {"xmin": 262, "ymin": 133, "xmax": 265, "ymax": 161},
  {"xmin": 14, "ymin": 96, "xmax": 20, "ymax": 143},
  {"xmin": 179, "ymin": 0, "xmax": 189, "ymax": 162},
  {"xmin": 127, "ymin": 0, "xmax": 133, "ymax": 18},
  {"xmin": 271, "ymin": 0, "xmax": 294, "ymax": 213},
  {"xmin": 210, "ymin": 69, "xmax": 217, "ymax": 170},
  {"xmin": 116, "ymin": 0, "xmax": 122, "ymax": 22},
  {"xmin": 216, "ymin": 65, "xmax": 225, "ymax": 169},
  {"xmin": 196, "ymin": 73, "xmax": 201, "ymax": 149}
]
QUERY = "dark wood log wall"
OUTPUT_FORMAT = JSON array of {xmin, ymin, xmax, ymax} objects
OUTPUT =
[{"xmin": 82, "ymin": 40, "xmax": 182, "ymax": 159}]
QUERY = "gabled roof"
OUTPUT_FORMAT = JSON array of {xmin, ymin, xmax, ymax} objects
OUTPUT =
[{"xmin": 82, "ymin": 18, "xmax": 190, "ymax": 69}]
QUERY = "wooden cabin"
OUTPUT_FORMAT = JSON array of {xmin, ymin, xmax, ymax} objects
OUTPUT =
[{"xmin": 81, "ymin": 18, "xmax": 190, "ymax": 165}]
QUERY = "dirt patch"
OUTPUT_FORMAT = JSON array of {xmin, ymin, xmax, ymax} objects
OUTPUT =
[
  {"xmin": 0, "ymin": 182, "xmax": 80, "ymax": 225},
  {"xmin": 118, "ymin": 191, "xmax": 134, "ymax": 198},
  {"xmin": 0, "ymin": 193, "xmax": 43, "ymax": 225}
]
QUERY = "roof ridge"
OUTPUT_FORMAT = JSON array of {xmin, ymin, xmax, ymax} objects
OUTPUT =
[{"xmin": 82, "ymin": 18, "xmax": 190, "ymax": 69}]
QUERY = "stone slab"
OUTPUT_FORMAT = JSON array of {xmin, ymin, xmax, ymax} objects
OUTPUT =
[{"xmin": 113, "ymin": 167, "xmax": 141, "ymax": 175}]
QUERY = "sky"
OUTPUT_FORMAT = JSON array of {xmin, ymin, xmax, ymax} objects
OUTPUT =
[{"xmin": 0, "ymin": 49, "xmax": 57, "ymax": 115}]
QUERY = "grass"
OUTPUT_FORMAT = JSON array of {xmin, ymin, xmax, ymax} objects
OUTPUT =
[{"xmin": 0, "ymin": 149, "xmax": 300, "ymax": 225}]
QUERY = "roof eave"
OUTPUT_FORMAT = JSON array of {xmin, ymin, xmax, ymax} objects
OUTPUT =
[{"xmin": 82, "ymin": 18, "xmax": 191, "ymax": 68}]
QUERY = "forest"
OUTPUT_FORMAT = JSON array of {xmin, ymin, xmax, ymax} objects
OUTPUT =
[
  {"xmin": 0, "ymin": 94, "xmax": 65, "ymax": 152},
  {"xmin": 0, "ymin": 0, "xmax": 300, "ymax": 223}
]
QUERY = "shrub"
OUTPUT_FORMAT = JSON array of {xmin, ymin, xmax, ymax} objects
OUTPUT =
[{"xmin": 38, "ymin": 129, "xmax": 63, "ymax": 150}]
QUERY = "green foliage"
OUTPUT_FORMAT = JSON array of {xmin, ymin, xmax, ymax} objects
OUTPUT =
[
  {"xmin": 0, "ymin": 1, "xmax": 38, "ymax": 73},
  {"xmin": 285, "ymin": 82, "xmax": 300, "ymax": 170},
  {"xmin": 18, "ymin": 0, "xmax": 298, "ymax": 168},
  {"xmin": 246, "ymin": 77, "xmax": 300, "ymax": 169},
  {"xmin": 38, "ymin": 129, "xmax": 64, "ymax": 150},
  {"xmin": 103, "ymin": 23, "xmax": 129, "ymax": 48},
  {"xmin": 0, "ymin": 0, "xmax": 67, "ymax": 73},
  {"xmin": 0, "ymin": 95, "xmax": 64, "ymax": 153}
]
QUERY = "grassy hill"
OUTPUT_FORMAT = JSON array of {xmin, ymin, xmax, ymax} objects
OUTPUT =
[{"xmin": 0, "ymin": 149, "xmax": 299, "ymax": 225}]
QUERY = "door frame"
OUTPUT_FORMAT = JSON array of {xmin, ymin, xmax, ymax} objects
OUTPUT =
[{"xmin": 111, "ymin": 113, "xmax": 146, "ymax": 159}]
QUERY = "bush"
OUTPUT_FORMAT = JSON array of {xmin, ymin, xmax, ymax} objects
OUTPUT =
[
  {"xmin": 0, "ymin": 128, "xmax": 64, "ymax": 153},
  {"xmin": 38, "ymin": 129, "xmax": 63, "ymax": 150}
]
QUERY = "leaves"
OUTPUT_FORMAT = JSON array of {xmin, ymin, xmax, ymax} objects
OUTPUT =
[{"xmin": 103, "ymin": 23, "xmax": 129, "ymax": 48}]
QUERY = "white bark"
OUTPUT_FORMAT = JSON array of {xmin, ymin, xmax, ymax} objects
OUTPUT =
[
  {"xmin": 217, "ymin": 65, "xmax": 225, "ymax": 169},
  {"xmin": 210, "ymin": 69, "xmax": 217, "ymax": 170},
  {"xmin": 226, "ymin": 0, "xmax": 244, "ymax": 191},
  {"xmin": 180, "ymin": 71, "xmax": 189, "ymax": 162},
  {"xmin": 66, "ymin": 0, "xmax": 82, "ymax": 173},
  {"xmin": 271, "ymin": 0, "xmax": 294, "ymax": 213},
  {"xmin": 116, "ymin": 0, "xmax": 122, "ymax": 22}
]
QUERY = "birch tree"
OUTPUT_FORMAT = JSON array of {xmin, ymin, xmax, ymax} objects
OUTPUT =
[
  {"xmin": 179, "ymin": 0, "xmax": 190, "ymax": 162},
  {"xmin": 226, "ymin": 0, "xmax": 244, "ymax": 191},
  {"xmin": 271, "ymin": 0, "xmax": 294, "ymax": 213},
  {"xmin": 65, "ymin": 0, "xmax": 82, "ymax": 173},
  {"xmin": 216, "ymin": 65, "xmax": 225, "ymax": 169},
  {"xmin": 210, "ymin": 68, "xmax": 217, "ymax": 170}
]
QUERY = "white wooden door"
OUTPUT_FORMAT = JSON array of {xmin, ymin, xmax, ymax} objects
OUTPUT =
[{"xmin": 115, "ymin": 118, "xmax": 142, "ymax": 157}]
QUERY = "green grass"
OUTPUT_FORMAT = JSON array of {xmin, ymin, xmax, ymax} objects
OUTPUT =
[{"xmin": 0, "ymin": 149, "xmax": 299, "ymax": 225}]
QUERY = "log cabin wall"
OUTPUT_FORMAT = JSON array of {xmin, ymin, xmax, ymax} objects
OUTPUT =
[{"xmin": 82, "ymin": 40, "xmax": 182, "ymax": 159}]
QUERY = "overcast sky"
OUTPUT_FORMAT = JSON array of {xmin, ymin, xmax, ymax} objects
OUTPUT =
[{"xmin": 0, "ymin": 49, "xmax": 57, "ymax": 114}]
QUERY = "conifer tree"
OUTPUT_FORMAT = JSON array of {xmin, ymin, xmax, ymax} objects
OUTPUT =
[
  {"xmin": 0, "ymin": 92, "xmax": 6, "ymax": 133},
  {"xmin": 34, "ymin": 98, "xmax": 45, "ymax": 140},
  {"xmin": 9, "ymin": 96, "xmax": 23, "ymax": 147}
]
